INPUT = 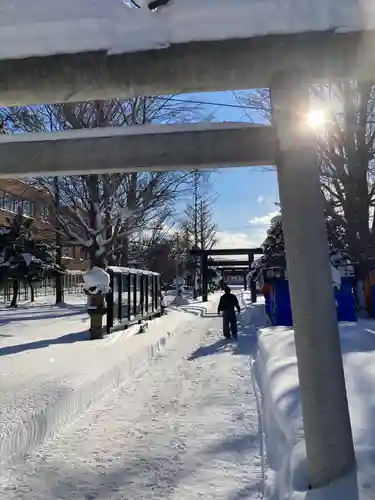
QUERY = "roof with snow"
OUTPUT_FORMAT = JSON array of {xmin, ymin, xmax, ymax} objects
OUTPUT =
[{"xmin": 1, "ymin": 0, "xmax": 374, "ymax": 61}]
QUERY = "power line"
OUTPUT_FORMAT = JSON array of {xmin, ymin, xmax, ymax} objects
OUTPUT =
[{"xmin": 155, "ymin": 96, "xmax": 262, "ymax": 112}]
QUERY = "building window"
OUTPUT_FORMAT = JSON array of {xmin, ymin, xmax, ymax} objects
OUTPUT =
[
  {"xmin": 0, "ymin": 190, "xmax": 36, "ymax": 218},
  {"xmin": 23, "ymin": 201, "xmax": 29, "ymax": 216},
  {"xmin": 30, "ymin": 202, "xmax": 35, "ymax": 217},
  {"xmin": 4, "ymin": 194, "xmax": 12, "ymax": 212},
  {"xmin": 80, "ymin": 248, "xmax": 88, "ymax": 261},
  {"xmin": 0, "ymin": 190, "xmax": 5, "ymax": 210},
  {"xmin": 40, "ymin": 206, "xmax": 49, "ymax": 222},
  {"xmin": 22, "ymin": 201, "xmax": 35, "ymax": 217}
]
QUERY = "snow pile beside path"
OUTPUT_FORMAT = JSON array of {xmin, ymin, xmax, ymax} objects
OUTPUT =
[
  {"xmin": 0, "ymin": 297, "xmax": 217, "ymax": 474},
  {"xmin": 255, "ymin": 321, "xmax": 375, "ymax": 499}
]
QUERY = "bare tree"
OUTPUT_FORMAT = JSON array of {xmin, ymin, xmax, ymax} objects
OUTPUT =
[
  {"xmin": 182, "ymin": 172, "xmax": 216, "ymax": 250},
  {"xmin": 198, "ymin": 198, "xmax": 217, "ymax": 251},
  {"xmin": 237, "ymin": 83, "xmax": 375, "ymax": 280},
  {"xmin": 2, "ymin": 96, "xmax": 202, "ymax": 269},
  {"xmin": 315, "ymin": 82, "xmax": 375, "ymax": 279},
  {"xmin": 181, "ymin": 172, "xmax": 216, "ymax": 295}
]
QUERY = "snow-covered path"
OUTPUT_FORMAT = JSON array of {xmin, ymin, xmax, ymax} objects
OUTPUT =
[{"xmin": 0, "ymin": 308, "xmax": 262, "ymax": 499}]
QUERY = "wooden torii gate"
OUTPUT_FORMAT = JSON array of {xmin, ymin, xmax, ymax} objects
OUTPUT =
[
  {"xmin": 191, "ymin": 247, "xmax": 262, "ymax": 302},
  {"xmin": 0, "ymin": 0, "xmax": 368, "ymax": 489}
]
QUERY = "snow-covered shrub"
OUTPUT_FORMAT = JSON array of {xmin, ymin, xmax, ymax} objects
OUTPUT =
[{"xmin": 0, "ymin": 214, "xmax": 64, "ymax": 307}]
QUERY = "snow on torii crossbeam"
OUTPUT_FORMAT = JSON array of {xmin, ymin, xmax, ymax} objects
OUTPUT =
[{"xmin": 0, "ymin": 0, "xmax": 375, "ymax": 105}]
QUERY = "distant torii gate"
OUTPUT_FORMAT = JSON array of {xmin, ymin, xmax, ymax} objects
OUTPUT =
[
  {"xmin": 217, "ymin": 266, "xmax": 250, "ymax": 292},
  {"xmin": 191, "ymin": 247, "xmax": 262, "ymax": 302},
  {"xmin": 207, "ymin": 261, "xmax": 256, "ymax": 296}
]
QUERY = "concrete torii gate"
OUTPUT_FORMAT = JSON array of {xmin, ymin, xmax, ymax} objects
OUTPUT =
[{"xmin": 1, "ymin": 0, "xmax": 368, "ymax": 489}]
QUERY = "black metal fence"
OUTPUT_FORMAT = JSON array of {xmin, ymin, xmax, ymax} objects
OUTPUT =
[
  {"xmin": 106, "ymin": 267, "xmax": 161, "ymax": 334},
  {"xmin": 0, "ymin": 272, "xmax": 85, "ymax": 303}
]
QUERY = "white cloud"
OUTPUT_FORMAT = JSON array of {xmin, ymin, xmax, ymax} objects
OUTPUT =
[
  {"xmin": 212, "ymin": 210, "xmax": 281, "ymax": 258},
  {"xmin": 213, "ymin": 229, "xmax": 265, "ymax": 260},
  {"xmin": 257, "ymin": 195, "xmax": 264, "ymax": 204},
  {"xmin": 248, "ymin": 210, "xmax": 279, "ymax": 227}
]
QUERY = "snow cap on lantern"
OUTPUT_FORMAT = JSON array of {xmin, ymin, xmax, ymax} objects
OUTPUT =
[{"xmin": 83, "ymin": 267, "xmax": 111, "ymax": 295}]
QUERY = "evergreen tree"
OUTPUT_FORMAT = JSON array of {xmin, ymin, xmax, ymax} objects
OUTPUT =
[
  {"xmin": 250, "ymin": 213, "xmax": 354, "ymax": 284},
  {"xmin": 0, "ymin": 214, "xmax": 64, "ymax": 307},
  {"xmin": 261, "ymin": 215, "xmax": 286, "ymax": 269}
]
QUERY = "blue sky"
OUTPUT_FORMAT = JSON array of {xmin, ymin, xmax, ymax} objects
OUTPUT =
[{"xmin": 178, "ymin": 91, "xmax": 280, "ymax": 251}]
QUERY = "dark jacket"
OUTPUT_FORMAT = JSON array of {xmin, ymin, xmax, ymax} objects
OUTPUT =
[{"xmin": 218, "ymin": 293, "xmax": 241, "ymax": 314}]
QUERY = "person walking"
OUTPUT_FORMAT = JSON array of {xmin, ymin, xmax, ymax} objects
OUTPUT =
[{"xmin": 217, "ymin": 286, "xmax": 241, "ymax": 339}]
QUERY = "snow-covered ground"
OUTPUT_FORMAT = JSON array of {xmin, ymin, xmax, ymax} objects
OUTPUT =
[
  {"xmin": 255, "ymin": 315, "xmax": 375, "ymax": 499},
  {"xmin": 0, "ymin": 291, "xmax": 263, "ymax": 499},
  {"xmin": 6, "ymin": 288, "xmax": 375, "ymax": 499},
  {"xmin": 0, "ymin": 0, "xmax": 374, "ymax": 61},
  {"xmin": 0, "ymin": 292, "xmax": 213, "ymax": 474},
  {"xmin": 0, "ymin": 293, "xmax": 87, "ymax": 313}
]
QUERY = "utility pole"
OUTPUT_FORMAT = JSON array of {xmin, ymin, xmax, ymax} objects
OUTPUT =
[
  {"xmin": 184, "ymin": 226, "xmax": 189, "ymax": 287},
  {"xmin": 270, "ymin": 70, "xmax": 355, "ymax": 488},
  {"xmin": 175, "ymin": 231, "xmax": 180, "ymax": 294},
  {"xmin": 172, "ymin": 231, "xmax": 185, "ymax": 306},
  {"xmin": 193, "ymin": 170, "xmax": 199, "ymax": 298},
  {"xmin": 200, "ymin": 200, "xmax": 205, "ymax": 252}
]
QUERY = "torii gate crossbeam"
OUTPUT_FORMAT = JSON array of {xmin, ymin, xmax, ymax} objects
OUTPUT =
[{"xmin": 0, "ymin": 27, "xmax": 375, "ymax": 106}]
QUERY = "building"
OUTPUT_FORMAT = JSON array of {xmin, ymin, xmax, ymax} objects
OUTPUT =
[{"xmin": 0, "ymin": 179, "xmax": 89, "ymax": 271}]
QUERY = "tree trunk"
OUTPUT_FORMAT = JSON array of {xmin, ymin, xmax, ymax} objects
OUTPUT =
[
  {"xmin": 28, "ymin": 279, "xmax": 35, "ymax": 302},
  {"xmin": 121, "ymin": 236, "xmax": 129, "ymax": 267},
  {"xmin": 104, "ymin": 177, "xmax": 114, "ymax": 266},
  {"xmin": 55, "ymin": 249, "xmax": 64, "ymax": 304},
  {"xmin": 10, "ymin": 279, "xmax": 19, "ymax": 308},
  {"xmin": 87, "ymin": 174, "xmax": 106, "ymax": 269},
  {"xmin": 54, "ymin": 176, "xmax": 64, "ymax": 305}
]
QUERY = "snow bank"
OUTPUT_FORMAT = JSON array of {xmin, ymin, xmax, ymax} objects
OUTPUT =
[
  {"xmin": 1, "ymin": 0, "xmax": 374, "ymax": 61},
  {"xmin": 0, "ymin": 295, "xmax": 217, "ymax": 474},
  {"xmin": 255, "ymin": 321, "xmax": 375, "ymax": 499}
]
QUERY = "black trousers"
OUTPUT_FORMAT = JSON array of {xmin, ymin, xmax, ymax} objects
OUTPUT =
[{"xmin": 222, "ymin": 311, "xmax": 237, "ymax": 337}]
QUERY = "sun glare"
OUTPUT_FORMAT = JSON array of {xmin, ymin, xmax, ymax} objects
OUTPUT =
[{"xmin": 306, "ymin": 109, "xmax": 327, "ymax": 129}]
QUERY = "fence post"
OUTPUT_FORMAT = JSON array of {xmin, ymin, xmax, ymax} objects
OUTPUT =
[
  {"xmin": 118, "ymin": 273, "xmax": 122, "ymax": 323},
  {"xmin": 152, "ymin": 276, "xmax": 155, "ymax": 312},
  {"xmin": 140, "ymin": 274, "xmax": 145, "ymax": 316},
  {"xmin": 145, "ymin": 275, "xmax": 149, "ymax": 314},
  {"xmin": 155, "ymin": 275, "xmax": 160, "ymax": 312},
  {"xmin": 133, "ymin": 274, "xmax": 137, "ymax": 317},
  {"xmin": 127, "ymin": 273, "xmax": 131, "ymax": 322},
  {"xmin": 106, "ymin": 270, "xmax": 114, "ymax": 334}
]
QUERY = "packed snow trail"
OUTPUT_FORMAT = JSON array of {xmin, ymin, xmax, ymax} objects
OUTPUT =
[{"xmin": 0, "ymin": 303, "xmax": 262, "ymax": 499}]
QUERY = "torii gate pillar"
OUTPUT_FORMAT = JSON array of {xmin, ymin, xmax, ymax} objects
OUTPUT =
[
  {"xmin": 248, "ymin": 252, "xmax": 257, "ymax": 303},
  {"xmin": 270, "ymin": 70, "xmax": 355, "ymax": 488}
]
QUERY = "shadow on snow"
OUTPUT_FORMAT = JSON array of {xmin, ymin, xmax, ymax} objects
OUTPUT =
[{"xmin": 0, "ymin": 330, "xmax": 90, "ymax": 357}]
